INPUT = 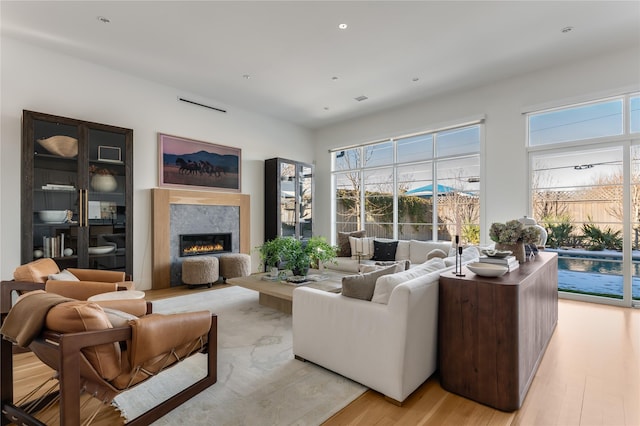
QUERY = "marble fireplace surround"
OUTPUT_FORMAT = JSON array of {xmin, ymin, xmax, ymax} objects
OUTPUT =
[{"xmin": 152, "ymin": 188, "xmax": 250, "ymax": 289}]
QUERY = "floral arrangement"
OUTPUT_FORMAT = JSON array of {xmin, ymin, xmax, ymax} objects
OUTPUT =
[
  {"xmin": 89, "ymin": 165, "xmax": 114, "ymax": 175},
  {"xmin": 489, "ymin": 220, "xmax": 540, "ymax": 245}
]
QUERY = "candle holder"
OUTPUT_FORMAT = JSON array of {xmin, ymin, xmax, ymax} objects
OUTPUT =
[{"xmin": 452, "ymin": 235, "xmax": 466, "ymax": 277}]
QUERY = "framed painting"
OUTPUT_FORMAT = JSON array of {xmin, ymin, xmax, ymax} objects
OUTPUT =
[{"xmin": 158, "ymin": 133, "xmax": 241, "ymax": 192}]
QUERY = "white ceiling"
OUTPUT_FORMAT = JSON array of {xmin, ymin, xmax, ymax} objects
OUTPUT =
[{"xmin": 2, "ymin": 1, "xmax": 639, "ymax": 129}]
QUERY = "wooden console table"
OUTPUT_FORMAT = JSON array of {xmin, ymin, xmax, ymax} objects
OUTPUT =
[{"xmin": 438, "ymin": 251, "xmax": 558, "ymax": 411}]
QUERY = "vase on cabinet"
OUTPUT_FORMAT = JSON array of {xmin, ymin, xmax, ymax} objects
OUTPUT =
[
  {"xmin": 496, "ymin": 242, "xmax": 526, "ymax": 263},
  {"xmin": 91, "ymin": 174, "xmax": 117, "ymax": 192}
]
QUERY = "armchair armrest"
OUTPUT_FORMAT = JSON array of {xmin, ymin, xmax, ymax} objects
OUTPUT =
[
  {"xmin": 45, "ymin": 280, "xmax": 118, "ymax": 300},
  {"xmin": 66, "ymin": 268, "xmax": 126, "ymax": 283}
]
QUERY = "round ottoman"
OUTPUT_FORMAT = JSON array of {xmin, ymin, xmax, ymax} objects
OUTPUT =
[
  {"xmin": 219, "ymin": 253, "xmax": 251, "ymax": 281},
  {"xmin": 182, "ymin": 256, "xmax": 219, "ymax": 288}
]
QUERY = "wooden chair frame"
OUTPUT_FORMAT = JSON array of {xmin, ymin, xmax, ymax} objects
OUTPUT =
[{"xmin": 1, "ymin": 280, "xmax": 217, "ymax": 426}]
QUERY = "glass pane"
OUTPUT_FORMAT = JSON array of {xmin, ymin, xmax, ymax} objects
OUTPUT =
[
  {"xmin": 631, "ymin": 95, "xmax": 640, "ymax": 134},
  {"xmin": 632, "ymin": 145, "xmax": 640, "ymax": 300},
  {"xmin": 398, "ymin": 163, "xmax": 433, "ymax": 240},
  {"xmin": 299, "ymin": 165, "xmax": 313, "ymax": 239},
  {"xmin": 529, "ymin": 98, "xmax": 624, "ymax": 146},
  {"xmin": 436, "ymin": 156, "xmax": 481, "ymax": 244},
  {"xmin": 88, "ymin": 129, "xmax": 127, "ymax": 271},
  {"xmin": 363, "ymin": 168, "xmax": 394, "ymax": 238},
  {"xmin": 397, "ymin": 133, "xmax": 433, "ymax": 163},
  {"xmin": 436, "ymin": 125, "xmax": 480, "ymax": 157},
  {"xmin": 280, "ymin": 161, "xmax": 296, "ymax": 237},
  {"xmin": 363, "ymin": 141, "xmax": 393, "ymax": 168},
  {"xmin": 334, "ymin": 147, "xmax": 360, "ymax": 171},
  {"xmin": 531, "ymin": 146, "xmax": 625, "ymax": 300},
  {"xmin": 335, "ymin": 172, "xmax": 361, "ymax": 234}
]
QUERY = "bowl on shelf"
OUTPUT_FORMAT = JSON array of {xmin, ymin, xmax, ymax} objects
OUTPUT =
[
  {"xmin": 38, "ymin": 210, "xmax": 68, "ymax": 223},
  {"xmin": 466, "ymin": 262, "xmax": 509, "ymax": 277},
  {"xmin": 37, "ymin": 135, "xmax": 78, "ymax": 158},
  {"xmin": 88, "ymin": 245, "xmax": 116, "ymax": 255}
]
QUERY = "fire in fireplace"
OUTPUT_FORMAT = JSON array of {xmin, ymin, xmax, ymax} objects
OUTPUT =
[{"xmin": 179, "ymin": 233, "xmax": 232, "ymax": 257}]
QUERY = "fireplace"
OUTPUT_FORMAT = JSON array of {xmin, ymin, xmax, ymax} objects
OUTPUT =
[{"xmin": 179, "ymin": 233, "xmax": 232, "ymax": 257}]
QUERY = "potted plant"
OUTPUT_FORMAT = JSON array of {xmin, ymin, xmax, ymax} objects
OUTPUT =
[
  {"xmin": 489, "ymin": 220, "xmax": 540, "ymax": 263},
  {"xmin": 255, "ymin": 236, "xmax": 338, "ymax": 276}
]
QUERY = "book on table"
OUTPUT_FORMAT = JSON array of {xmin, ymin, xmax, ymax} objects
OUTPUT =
[{"xmin": 479, "ymin": 255, "xmax": 519, "ymax": 271}]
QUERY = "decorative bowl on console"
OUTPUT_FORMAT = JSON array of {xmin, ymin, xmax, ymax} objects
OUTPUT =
[{"xmin": 466, "ymin": 262, "xmax": 508, "ymax": 277}]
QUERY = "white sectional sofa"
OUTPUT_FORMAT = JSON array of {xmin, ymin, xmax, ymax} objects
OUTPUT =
[
  {"xmin": 293, "ymin": 245, "xmax": 481, "ymax": 404},
  {"xmin": 325, "ymin": 239, "xmax": 454, "ymax": 273}
]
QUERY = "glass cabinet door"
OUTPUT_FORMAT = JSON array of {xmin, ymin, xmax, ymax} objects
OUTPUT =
[
  {"xmin": 31, "ymin": 118, "xmax": 81, "ymax": 268},
  {"xmin": 299, "ymin": 164, "xmax": 313, "ymax": 239}
]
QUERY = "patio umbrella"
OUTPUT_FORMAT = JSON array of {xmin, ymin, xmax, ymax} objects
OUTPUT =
[{"xmin": 404, "ymin": 183, "xmax": 459, "ymax": 198}]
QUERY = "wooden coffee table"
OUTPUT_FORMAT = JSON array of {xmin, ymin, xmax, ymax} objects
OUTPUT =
[{"xmin": 227, "ymin": 269, "xmax": 346, "ymax": 314}]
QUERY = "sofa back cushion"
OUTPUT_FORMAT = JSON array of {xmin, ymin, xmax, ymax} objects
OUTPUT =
[
  {"xmin": 444, "ymin": 246, "xmax": 481, "ymax": 267},
  {"xmin": 371, "ymin": 257, "xmax": 446, "ymax": 304},
  {"xmin": 395, "ymin": 240, "xmax": 410, "ymax": 261},
  {"xmin": 13, "ymin": 258, "xmax": 60, "ymax": 283},
  {"xmin": 409, "ymin": 240, "xmax": 452, "ymax": 265}
]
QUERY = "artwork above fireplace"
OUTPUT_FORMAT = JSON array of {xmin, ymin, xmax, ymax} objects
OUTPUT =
[{"xmin": 179, "ymin": 233, "xmax": 232, "ymax": 257}]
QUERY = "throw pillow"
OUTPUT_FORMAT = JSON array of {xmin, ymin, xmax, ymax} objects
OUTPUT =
[
  {"xmin": 341, "ymin": 265, "xmax": 397, "ymax": 301},
  {"xmin": 47, "ymin": 269, "xmax": 79, "ymax": 281},
  {"xmin": 349, "ymin": 236, "xmax": 375, "ymax": 260},
  {"xmin": 372, "ymin": 240, "xmax": 399, "ymax": 261},
  {"xmin": 337, "ymin": 230, "xmax": 366, "ymax": 257},
  {"xmin": 371, "ymin": 257, "xmax": 446, "ymax": 304},
  {"xmin": 102, "ymin": 307, "xmax": 138, "ymax": 328}
]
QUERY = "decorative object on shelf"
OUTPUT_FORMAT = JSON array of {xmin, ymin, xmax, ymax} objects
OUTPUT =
[
  {"xmin": 517, "ymin": 216, "xmax": 548, "ymax": 248},
  {"xmin": 88, "ymin": 245, "xmax": 116, "ymax": 255},
  {"xmin": 481, "ymin": 249, "xmax": 512, "ymax": 258},
  {"xmin": 37, "ymin": 135, "xmax": 78, "ymax": 158},
  {"xmin": 255, "ymin": 236, "xmax": 337, "ymax": 277},
  {"xmin": 158, "ymin": 133, "xmax": 241, "ymax": 192},
  {"xmin": 63, "ymin": 248, "xmax": 73, "ymax": 256},
  {"xmin": 466, "ymin": 262, "xmax": 509, "ymax": 277},
  {"xmin": 38, "ymin": 210, "xmax": 71, "ymax": 223},
  {"xmin": 489, "ymin": 220, "xmax": 540, "ymax": 263},
  {"xmin": 98, "ymin": 145, "xmax": 122, "ymax": 163},
  {"xmin": 89, "ymin": 165, "xmax": 117, "ymax": 192},
  {"xmin": 33, "ymin": 249, "xmax": 43, "ymax": 258}
]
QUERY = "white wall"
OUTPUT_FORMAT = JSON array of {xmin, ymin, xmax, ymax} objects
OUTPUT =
[
  {"xmin": 313, "ymin": 46, "xmax": 640, "ymax": 243},
  {"xmin": 0, "ymin": 37, "xmax": 314, "ymax": 289}
]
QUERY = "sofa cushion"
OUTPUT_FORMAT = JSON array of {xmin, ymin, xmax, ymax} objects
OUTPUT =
[
  {"xmin": 409, "ymin": 240, "xmax": 451, "ymax": 265},
  {"xmin": 394, "ymin": 240, "xmax": 410, "ymax": 261},
  {"xmin": 13, "ymin": 258, "xmax": 60, "ymax": 283},
  {"xmin": 372, "ymin": 257, "xmax": 446, "ymax": 304},
  {"xmin": 360, "ymin": 260, "xmax": 406, "ymax": 274},
  {"xmin": 426, "ymin": 249, "xmax": 448, "ymax": 260},
  {"xmin": 48, "ymin": 269, "xmax": 79, "ymax": 281},
  {"xmin": 337, "ymin": 230, "xmax": 366, "ymax": 257},
  {"xmin": 372, "ymin": 240, "xmax": 398, "ymax": 261},
  {"xmin": 349, "ymin": 236, "xmax": 375, "ymax": 260},
  {"xmin": 341, "ymin": 265, "xmax": 397, "ymax": 301}
]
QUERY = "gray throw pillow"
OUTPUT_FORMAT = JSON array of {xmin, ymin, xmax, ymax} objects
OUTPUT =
[
  {"xmin": 337, "ymin": 230, "xmax": 366, "ymax": 257},
  {"xmin": 341, "ymin": 265, "xmax": 396, "ymax": 301}
]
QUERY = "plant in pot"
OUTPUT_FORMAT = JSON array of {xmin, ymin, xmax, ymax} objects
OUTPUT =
[
  {"xmin": 489, "ymin": 219, "xmax": 540, "ymax": 263},
  {"xmin": 304, "ymin": 236, "xmax": 338, "ymax": 270},
  {"xmin": 256, "ymin": 236, "xmax": 338, "ymax": 277}
]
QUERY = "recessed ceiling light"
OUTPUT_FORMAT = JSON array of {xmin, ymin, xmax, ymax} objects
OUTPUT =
[
  {"xmin": 242, "ymin": 74, "xmax": 251, "ymax": 79},
  {"xmin": 338, "ymin": 23, "xmax": 348, "ymax": 30},
  {"xmin": 331, "ymin": 76, "xmax": 339, "ymax": 81},
  {"xmin": 412, "ymin": 77, "xmax": 420, "ymax": 82},
  {"xmin": 561, "ymin": 26, "xmax": 574, "ymax": 33},
  {"xmin": 97, "ymin": 16, "xmax": 110, "ymax": 24},
  {"xmin": 324, "ymin": 107, "xmax": 330, "ymax": 111}
]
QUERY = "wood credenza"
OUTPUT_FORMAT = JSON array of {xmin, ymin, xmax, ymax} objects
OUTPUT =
[{"xmin": 438, "ymin": 251, "xmax": 558, "ymax": 411}]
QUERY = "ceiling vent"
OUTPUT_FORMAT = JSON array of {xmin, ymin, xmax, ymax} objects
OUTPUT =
[
  {"xmin": 178, "ymin": 97, "xmax": 227, "ymax": 113},
  {"xmin": 354, "ymin": 95, "xmax": 368, "ymax": 102}
]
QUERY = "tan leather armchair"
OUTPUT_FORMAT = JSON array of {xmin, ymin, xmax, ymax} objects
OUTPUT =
[
  {"xmin": 0, "ymin": 281, "xmax": 217, "ymax": 426},
  {"xmin": 13, "ymin": 258, "xmax": 134, "ymax": 300}
]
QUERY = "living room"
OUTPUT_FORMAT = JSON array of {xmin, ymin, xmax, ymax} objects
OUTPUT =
[{"xmin": 1, "ymin": 1, "xmax": 639, "ymax": 425}]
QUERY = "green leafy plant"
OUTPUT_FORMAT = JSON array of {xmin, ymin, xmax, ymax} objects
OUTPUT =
[
  {"xmin": 461, "ymin": 223, "xmax": 480, "ymax": 245},
  {"xmin": 543, "ymin": 215, "xmax": 574, "ymax": 248},
  {"xmin": 581, "ymin": 221, "xmax": 622, "ymax": 251},
  {"xmin": 255, "ymin": 236, "xmax": 338, "ymax": 275}
]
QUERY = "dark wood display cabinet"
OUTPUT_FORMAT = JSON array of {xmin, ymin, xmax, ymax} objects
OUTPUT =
[
  {"xmin": 264, "ymin": 157, "xmax": 313, "ymax": 242},
  {"xmin": 21, "ymin": 110, "xmax": 133, "ymax": 276}
]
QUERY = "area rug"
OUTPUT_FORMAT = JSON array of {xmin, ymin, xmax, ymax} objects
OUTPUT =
[{"xmin": 112, "ymin": 286, "xmax": 366, "ymax": 425}]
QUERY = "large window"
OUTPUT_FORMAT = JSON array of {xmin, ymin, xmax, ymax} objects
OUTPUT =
[
  {"xmin": 332, "ymin": 122, "xmax": 481, "ymax": 244},
  {"xmin": 527, "ymin": 93, "xmax": 639, "ymax": 306}
]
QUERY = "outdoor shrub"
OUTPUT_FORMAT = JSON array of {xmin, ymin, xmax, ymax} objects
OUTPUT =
[
  {"xmin": 543, "ymin": 216, "xmax": 574, "ymax": 248},
  {"xmin": 581, "ymin": 222, "xmax": 623, "ymax": 251},
  {"xmin": 462, "ymin": 223, "xmax": 480, "ymax": 244}
]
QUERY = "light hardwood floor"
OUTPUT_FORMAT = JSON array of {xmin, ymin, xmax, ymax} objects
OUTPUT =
[{"xmin": 8, "ymin": 285, "xmax": 640, "ymax": 425}]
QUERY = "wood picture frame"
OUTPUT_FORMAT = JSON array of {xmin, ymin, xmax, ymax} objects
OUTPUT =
[{"xmin": 158, "ymin": 133, "xmax": 241, "ymax": 192}]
